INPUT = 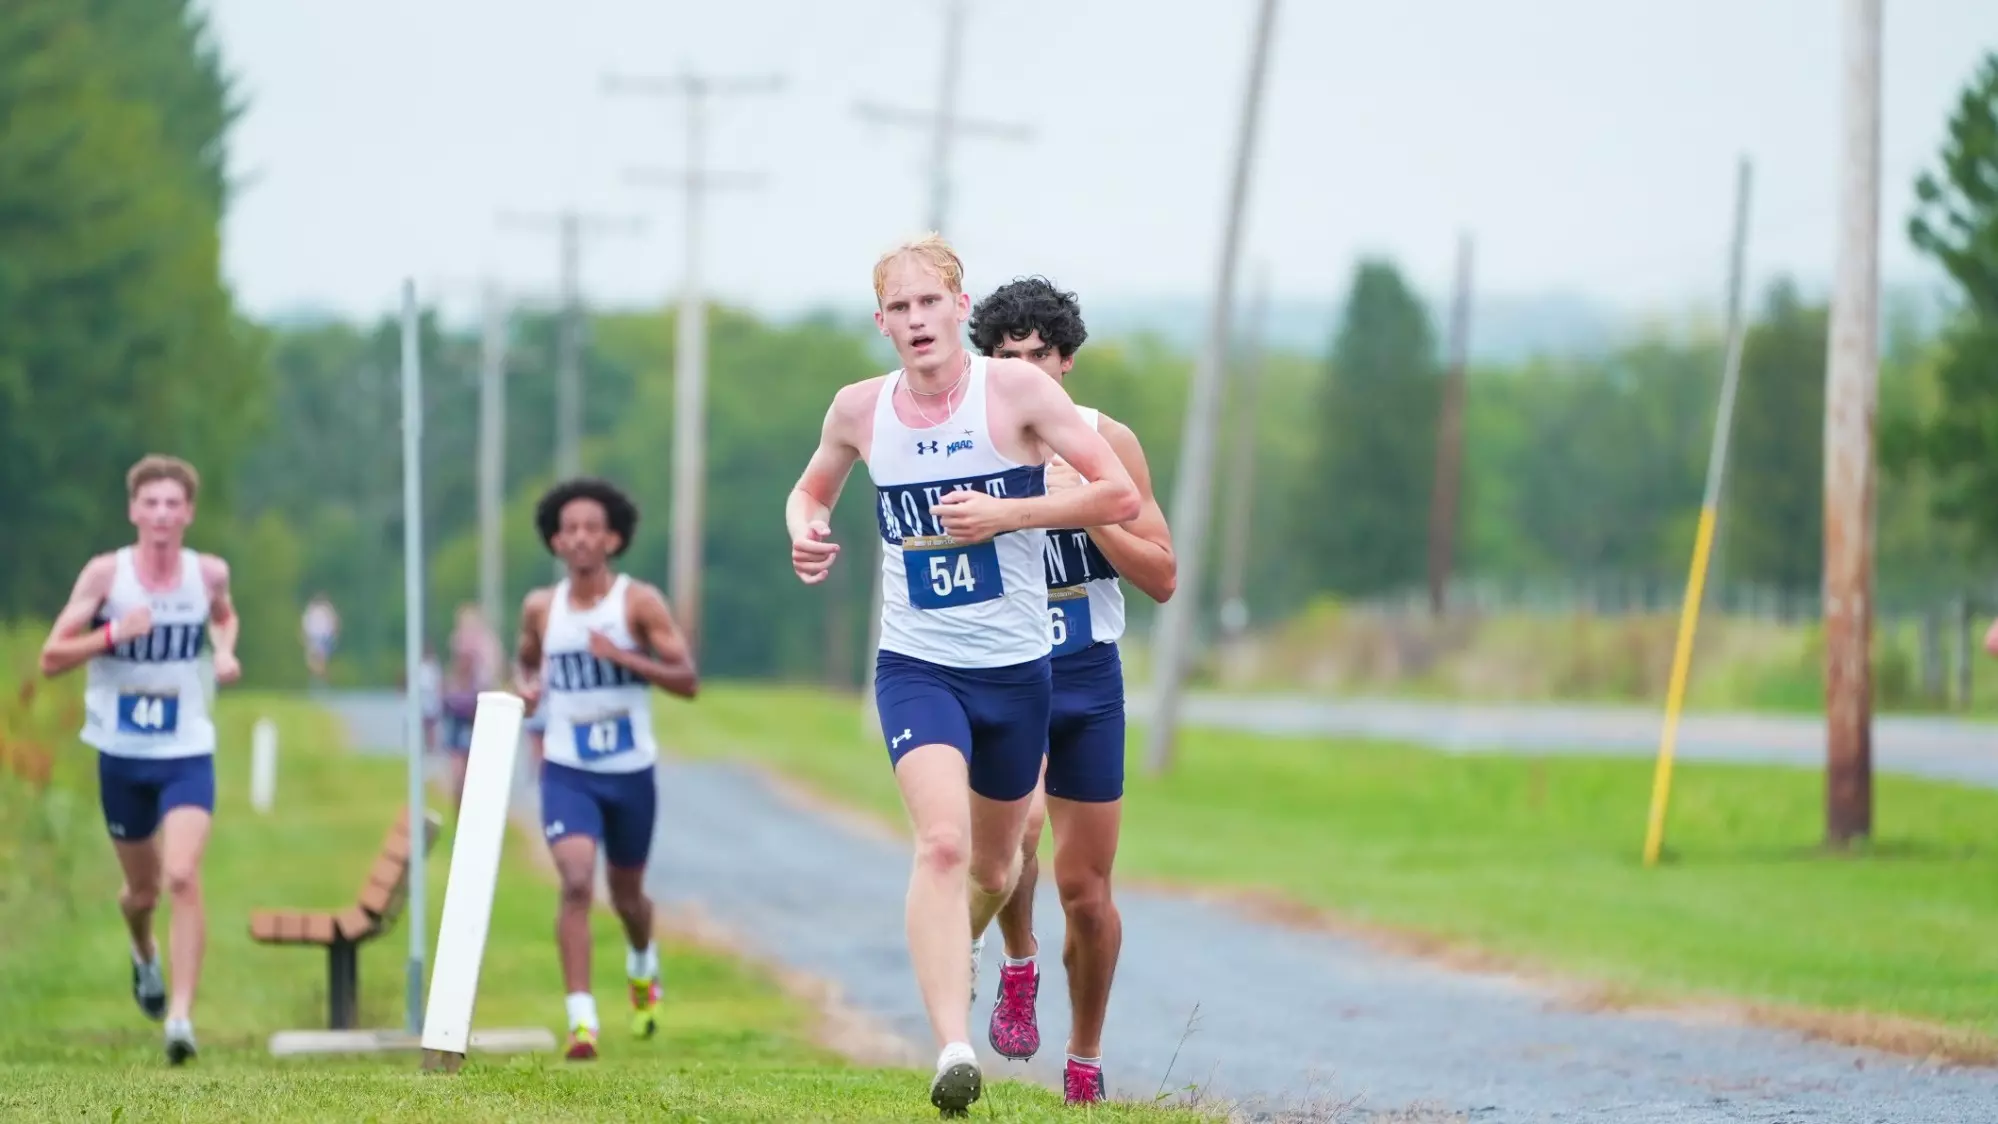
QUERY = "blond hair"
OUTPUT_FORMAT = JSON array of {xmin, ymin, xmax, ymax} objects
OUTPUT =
[
  {"xmin": 126, "ymin": 454, "xmax": 200, "ymax": 503},
  {"xmin": 872, "ymin": 233, "xmax": 964, "ymax": 304}
]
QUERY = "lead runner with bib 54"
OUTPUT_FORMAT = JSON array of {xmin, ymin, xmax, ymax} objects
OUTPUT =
[{"xmin": 785, "ymin": 234, "xmax": 1139, "ymax": 1117}]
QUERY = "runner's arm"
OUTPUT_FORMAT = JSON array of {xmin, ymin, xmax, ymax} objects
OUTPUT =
[
  {"xmin": 788, "ymin": 387, "xmax": 867, "ymax": 583},
  {"xmin": 1079, "ymin": 418, "xmax": 1176, "ymax": 603},
  {"xmin": 513, "ymin": 591, "xmax": 550, "ymax": 708},
  {"xmin": 934, "ymin": 362, "xmax": 1137, "ymax": 540},
  {"xmin": 201, "ymin": 556, "xmax": 240, "ymax": 667},
  {"xmin": 38, "ymin": 556, "xmax": 118, "ymax": 677},
  {"xmin": 603, "ymin": 583, "xmax": 698, "ymax": 700}
]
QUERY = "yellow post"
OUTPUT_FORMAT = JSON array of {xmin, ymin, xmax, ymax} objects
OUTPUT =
[
  {"xmin": 1643, "ymin": 505, "xmax": 1718, "ymax": 865},
  {"xmin": 1643, "ymin": 156, "xmax": 1752, "ymax": 867}
]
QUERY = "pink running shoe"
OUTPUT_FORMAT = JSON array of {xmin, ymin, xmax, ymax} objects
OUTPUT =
[
  {"xmin": 1063, "ymin": 1057, "xmax": 1106, "ymax": 1105},
  {"xmin": 986, "ymin": 962, "xmax": 1040, "ymax": 1060}
]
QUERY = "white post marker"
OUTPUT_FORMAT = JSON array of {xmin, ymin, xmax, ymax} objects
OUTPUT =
[
  {"xmin": 419, "ymin": 691, "xmax": 526, "ymax": 1073},
  {"xmin": 249, "ymin": 717, "xmax": 278, "ymax": 813}
]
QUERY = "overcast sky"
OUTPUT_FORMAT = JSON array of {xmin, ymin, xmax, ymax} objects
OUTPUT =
[{"xmin": 203, "ymin": 0, "xmax": 1998, "ymax": 324}]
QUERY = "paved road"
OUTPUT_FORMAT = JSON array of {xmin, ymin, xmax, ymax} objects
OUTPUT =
[
  {"xmin": 1140, "ymin": 693, "xmax": 1998, "ymax": 789},
  {"xmin": 329, "ymin": 691, "xmax": 1998, "ymax": 1121}
]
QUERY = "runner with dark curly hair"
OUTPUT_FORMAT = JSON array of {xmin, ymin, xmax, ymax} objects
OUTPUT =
[
  {"xmin": 969, "ymin": 277, "xmax": 1178, "ymax": 1105},
  {"xmin": 512, "ymin": 476, "xmax": 698, "ymax": 1061}
]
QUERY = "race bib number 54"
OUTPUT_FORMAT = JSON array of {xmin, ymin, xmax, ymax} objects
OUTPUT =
[
  {"xmin": 573, "ymin": 713, "xmax": 636, "ymax": 762},
  {"xmin": 903, "ymin": 535, "xmax": 1004, "ymax": 610},
  {"xmin": 117, "ymin": 691, "xmax": 180, "ymax": 736}
]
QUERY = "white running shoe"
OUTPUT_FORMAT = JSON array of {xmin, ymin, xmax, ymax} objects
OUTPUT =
[{"xmin": 929, "ymin": 1041, "xmax": 982, "ymax": 1117}]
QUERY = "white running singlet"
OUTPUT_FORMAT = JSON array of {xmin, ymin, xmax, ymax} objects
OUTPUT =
[
  {"xmin": 1043, "ymin": 407, "xmax": 1126, "ymax": 658},
  {"xmin": 82, "ymin": 548, "xmax": 215, "ymax": 759},
  {"xmin": 537, "ymin": 575, "xmax": 659, "ymax": 774},
  {"xmin": 869, "ymin": 355, "xmax": 1052, "ymax": 669}
]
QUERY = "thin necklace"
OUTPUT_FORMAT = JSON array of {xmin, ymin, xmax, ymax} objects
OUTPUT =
[{"xmin": 907, "ymin": 353, "xmax": 969, "ymax": 428}]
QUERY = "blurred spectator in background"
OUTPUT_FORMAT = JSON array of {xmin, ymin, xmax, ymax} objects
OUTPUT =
[
  {"xmin": 439, "ymin": 603, "xmax": 502, "ymax": 807},
  {"xmin": 300, "ymin": 593, "xmax": 339, "ymax": 687}
]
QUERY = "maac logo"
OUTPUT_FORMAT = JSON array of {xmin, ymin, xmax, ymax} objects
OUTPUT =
[
  {"xmin": 916, "ymin": 440, "xmax": 940, "ymax": 454},
  {"xmin": 946, "ymin": 438, "xmax": 974, "ymax": 456}
]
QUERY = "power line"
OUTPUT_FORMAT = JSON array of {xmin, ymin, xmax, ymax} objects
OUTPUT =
[
  {"xmin": 1143, "ymin": 0, "xmax": 1282, "ymax": 777},
  {"xmin": 1426, "ymin": 232, "xmax": 1476, "ymax": 616},
  {"xmin": 497, "ymin": 210, "xmax": 646, "ymax": 483},
  {"xmin": 604, "ymin": 69, "xmax": 784, "ymax": 655},
  {"xmin": 1824, "ymin": 0, "xmax": 1882, "ymax": 849},
  {"xmin": 1217, "ymin": 264, "xmax": 1271, "ymax": 645}
]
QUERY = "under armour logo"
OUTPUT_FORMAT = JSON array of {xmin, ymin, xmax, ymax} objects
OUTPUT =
[
  {"xmin": 545, "ymin": 820, "xmax": 566, "ymax": 838},
  {"xmin": 891, "ymin": 728, "xmax": 913, "ymax": 749},
  {"xmin": 916, "ymin": 441, "xmax": 939, "ymax": 454}
]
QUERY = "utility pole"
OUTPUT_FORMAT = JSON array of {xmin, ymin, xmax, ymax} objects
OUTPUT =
[
  {"xmin": 499, "ymin": 210, "xmax": 646, "ymax": 481},
  {"xmin": 1824, "ymin": 0, "xmax": 1881, "ymax": 848},
  {"xmin": 852, "ymin": 0, "xmax": 1033, "ymax": 731},
  {"xmin": 1144, "ymin": 0, "xmax": 1281, "ymax": 776},
  {"xmin": 605, "ymin": 70, "xmax": 782, "ymax": 656},
  {"xmin": 1217, "ymin": 265, "xmax": 1271, "ymax": 644},
  {"xmin": 1642, "ymin": 155, "xmax": 1755, "ymax": 867},
  {"xmin": 1426, "ymin": 232, "xmax": 1476, "ymax": 616},
  {"xmin": 478, "ymin": 281, "xmax": 508, "ymax": 637}
]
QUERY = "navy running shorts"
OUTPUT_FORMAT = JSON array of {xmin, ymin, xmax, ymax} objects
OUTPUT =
[
  {"xmin": 874, "ymin": 649, "xmax": 1051, "ymax": 802},
  {"xmin": 539, "ymin": 760, "xmax": 657, "ymax": 869},
  {"xmin": 97, "ymin": 753, "xmax": 215, "ymax": 842},
  {"xmin": 440, "ymin": 692, "xmax": 477, "ymax": 753},
  {"xmin": 1045, "ymin": 641, "xmax": 1126, "ymax": 803}
]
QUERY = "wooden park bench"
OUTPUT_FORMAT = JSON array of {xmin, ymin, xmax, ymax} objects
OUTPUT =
[{"xmin": 248, "ymin": 806, "xmax": 443, "ymax": 1030}]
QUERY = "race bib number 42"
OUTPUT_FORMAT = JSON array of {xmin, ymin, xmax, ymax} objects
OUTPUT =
[
  {"xmin": 903, "ymin": 535, "xmax": 1004, "ymax": 610},
  {"xmin": 574, "ymin": 713, "xmax": 637, "ymax": 762},
  {"xmin": 1048, "ymin": 585, "xmax": 1092, "ymax": 658},
  {"xmin": 117, "ymin": 692, "xmax": 180, "ymax": 736}
]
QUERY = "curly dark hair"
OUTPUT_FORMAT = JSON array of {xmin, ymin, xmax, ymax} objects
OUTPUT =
[
  {"xmin": 535, "ymin": 476, "xmax": 638, "ymax": 558},
  {"xmin": 968, "ymin": 276, "xmax": 1088, "ymax": 359}
]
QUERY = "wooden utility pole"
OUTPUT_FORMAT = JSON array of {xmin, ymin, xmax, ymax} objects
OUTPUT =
[
  {"xmin": 1823, "ymin": 0, "xmax": 1881, "ymax": 848},
  {"xmin": 1144, "ymin": 0, "xmax": 1281, "ymax": 776},
  {"xmin": 851, "ymin": 0, "xmax": 1032, "ymax": 733},
  {"xmin": 1216, "ymin": 265, "xmax": 1270, "ymax": 643},
  {"xmin": 499, "ymin": 211, "xmax": 646, "ymax": 482},
  {"xmin": 1426, "ymin": 233, "xmax": 1476, "ymax": 616},
  {"xmin": 606, "ymin": 69, "xmax": 783, "ymax": 655},
  {"xmin": 477, "ymin": 281, "xmax": 508, "ymax": 638}
]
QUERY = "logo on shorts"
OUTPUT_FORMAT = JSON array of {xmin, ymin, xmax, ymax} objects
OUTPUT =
[
  {"xmin": 108, "ymin": 821, "xmax": 126, "ymax": 837},
  {"xmin": 916, "ymin": 440, "xmax": 939, "ymax": 455},
  {"xmin": 946, "ymin": 438, "xmax": 974, "ymax": 456},
  {"xmin": 891, "ymin": 728, "xmax": 913, "ymax": 750},
  {"xmin": 545, "ymin": 820, "xmax": 565, "ymax": 838}
]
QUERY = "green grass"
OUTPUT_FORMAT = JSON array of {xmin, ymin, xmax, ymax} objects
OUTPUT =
[
  {"xmin": 1197, "ymin": 601, "xmax": 1998, "ymax": 717},
  {"xmin": 0, "ymin": 688, "xmax": 1197, "ymax": 1122},
  {"xmin": 672, "ymin": 683, "xmax": 1998, "ymax": 1045}
]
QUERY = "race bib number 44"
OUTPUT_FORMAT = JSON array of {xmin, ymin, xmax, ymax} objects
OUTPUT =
[
  {"xmin": 573, "ymin": 713, "xmax": 637, "ymax": 762},
  {"xmin": 1048, "ymin": 585, "xmax": 1093, "ymax": 658},
  {"xmin": 117, "ymin": 692, "xmax": 180, "ymax": 736},
  {"xmin": 903, "ymin": 535, "xmax": 1004, "ymax": 610}
]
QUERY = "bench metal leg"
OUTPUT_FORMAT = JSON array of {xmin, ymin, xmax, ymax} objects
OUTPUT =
[{"xmin": 328, "ymin": 939, "xmax": 360, "ymax": 1030}]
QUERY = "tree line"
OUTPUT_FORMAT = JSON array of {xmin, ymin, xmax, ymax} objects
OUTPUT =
[{"xmin": 3, "ymin": 9, "xmax": 1995, "ymax": 691}]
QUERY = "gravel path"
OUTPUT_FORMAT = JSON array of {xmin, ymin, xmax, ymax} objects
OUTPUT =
[{"xmin": 326, "ymin": 690, "xmax": 1998, "ymax": 1121}]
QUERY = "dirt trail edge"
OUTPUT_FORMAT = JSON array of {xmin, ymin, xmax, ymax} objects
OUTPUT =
[{"xmin": 329, "ymin": 691, "xmax": 1998, "ymax": 1123}]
